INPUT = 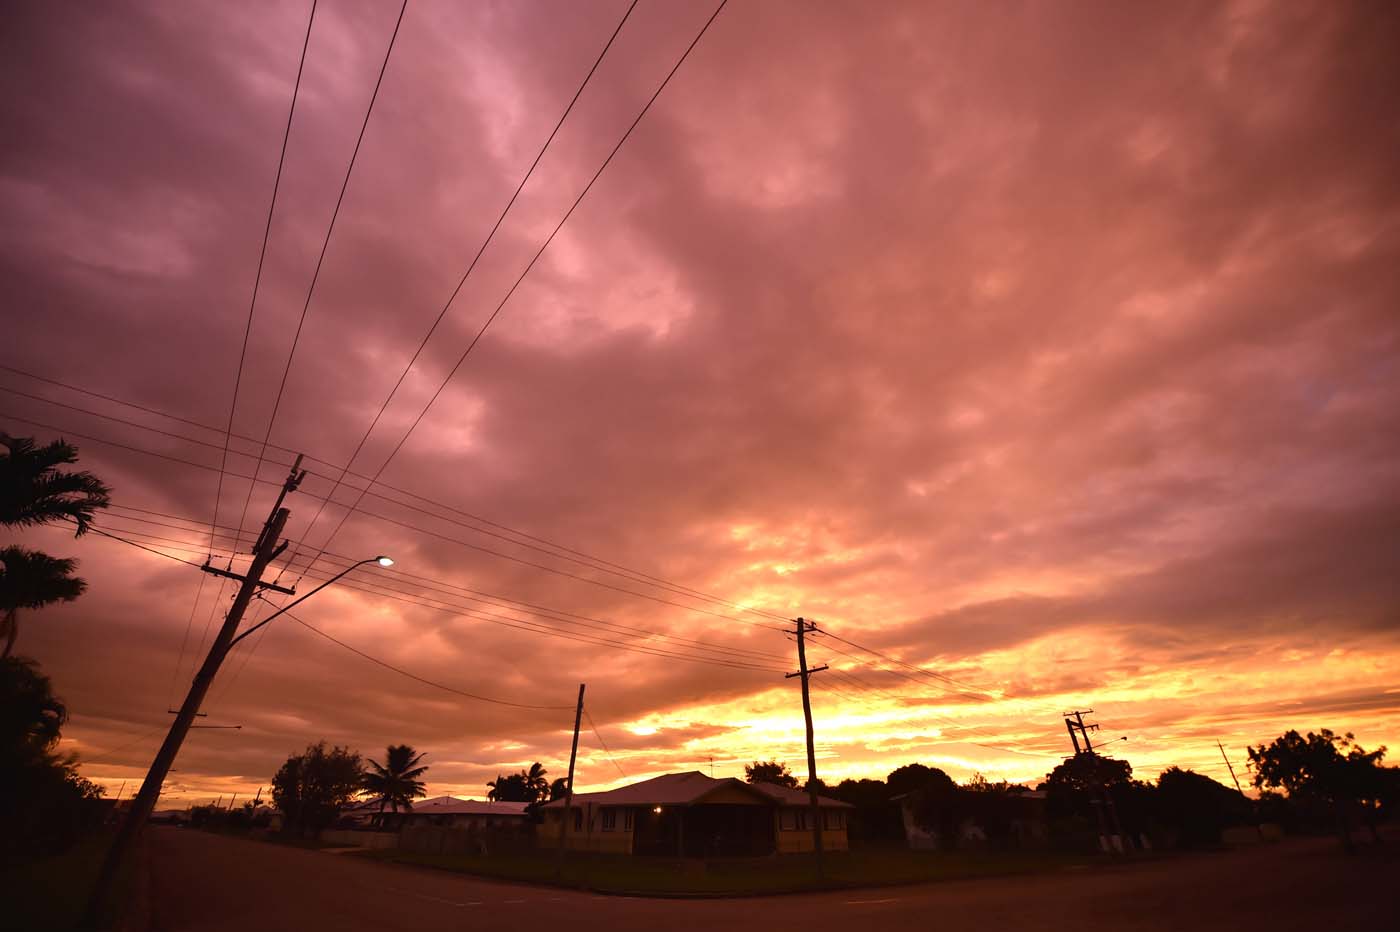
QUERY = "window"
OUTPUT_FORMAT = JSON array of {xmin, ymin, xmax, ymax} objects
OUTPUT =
[
  {"xmin": 602, "ymin": 809, "xmax": 617, "ymax": 832},
  {"xmin": 823, "ymin": 810, "xmax": 844, "ymax": 831},
  {"xmin": 623, "ymin": 809, "xmax": 635, "ymax": 831},
  {"xmin": 781, "ymin": 810, "xmax": 809, "ymax": 831},
  {"xmin": 573, "ymin": 809, "xmax": 583, "ymax": 831}
]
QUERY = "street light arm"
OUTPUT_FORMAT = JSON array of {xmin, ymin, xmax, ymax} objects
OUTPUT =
[{"xmin": 225, "ymin": 559, "xmax": 376, "ymax": 652}]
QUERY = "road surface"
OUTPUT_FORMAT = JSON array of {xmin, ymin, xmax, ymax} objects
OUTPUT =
[{"xmin": 147, "ymin": 828, "xmax": 1391, "ymax": 931}]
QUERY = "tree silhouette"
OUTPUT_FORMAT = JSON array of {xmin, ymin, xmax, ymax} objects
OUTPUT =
[
  {"xmin": 1, "ymin": 656, "xmax": 67, "ymax": 762},
  {"xmin": 487, "ymin": 773, "xmax": 527, "ymax": 802},
  {"xmin": 887, "ymin": 762, "xmax": 956, "ymax": 797},
  {"xmin": 1248, "ymin": 729, "xmax": 1389, "ymax": 849},
  {"xmin": 0, "ymin": 433, "xmax": 111, "ymax": 535},
  {"xmin": 487, "ymin": 763, "xmax": 550, "ymax": 803},
  {"xmin": 1155, "ymin": 767, "xmax": 1247, "ymax": 847},
  {"xmin": 0, "ymin": 546, "xmax": 86, "ymax": 658},
  {"xmin": 523, "ymin": 762, "xmax": 549, "ymax": 802},
  {"xmin": 271, "ymin": 742, "xmax": 363, "ymax": 837},
  {"xmin": 362, "ymin": 744, "xmax": 429, "ymax": 815},
  {"xmin": 745, "ymin": 760, "xmax": 798, "ymax": 788},
  {"xmin": 1, "ymin": 656, "xmax": 102, "ymax": 857},
  {"xmin": 0, "ymin": 434, "xmax": 108, "ymax": 657}
]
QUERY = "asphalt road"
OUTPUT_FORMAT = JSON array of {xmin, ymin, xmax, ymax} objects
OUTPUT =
[{"xmin": 147, "ymin": 828, "xmax": 1392, "ymax": 932}]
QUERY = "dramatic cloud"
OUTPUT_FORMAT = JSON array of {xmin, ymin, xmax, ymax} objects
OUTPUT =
[{"xmin": 3, "ymin": 0, "xmax": 1398, "ymax": 803}]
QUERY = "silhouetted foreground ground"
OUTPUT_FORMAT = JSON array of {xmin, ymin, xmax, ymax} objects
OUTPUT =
[{"xmin": 144, "ymin": 827, "xmax": 1391, "ymax": 932}]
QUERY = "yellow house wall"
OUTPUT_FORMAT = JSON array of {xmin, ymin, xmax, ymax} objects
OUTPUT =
[
  {"xmin": 540, "ymin": 808, "xmax": 635, "ymax": 854},
  {"xmin": 775, "ymin": 825, "xmax": 849, "ymax": 853}
]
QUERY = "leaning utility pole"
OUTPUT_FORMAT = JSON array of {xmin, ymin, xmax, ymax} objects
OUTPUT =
[
  {"xmin": 786, "ymin": 617, "xmax": 828, "ymax": 883},
  {"xmin": 1217, "ymin": 740, "xmax": 1248, "ymax": 800},
  {"xmin": 556, "ymin": 683, "xmax": 586, "ymax": 877},
  {"xmin": 1218, "ymin": 739, "xmax": 1263, "ymax": 840},
  {"xmin": 84, "ymin": 457, "xmax": 306, "ymax": 925},
  {"xmin": 1063, "ymin": 709, "xmax": 1125, "ymax": 853}
]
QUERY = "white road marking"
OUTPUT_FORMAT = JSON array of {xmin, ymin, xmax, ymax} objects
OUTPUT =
[
  {"xmin": 846, "ymin": 898, "xmax": 899, "ymax": 905},
  {"xmin": 503, "ymin": 898, "xmax": 527, "ymax": 904},
  {"xmin": 386, "ymin": 888, "xmax": 469, "ymax": 907}
]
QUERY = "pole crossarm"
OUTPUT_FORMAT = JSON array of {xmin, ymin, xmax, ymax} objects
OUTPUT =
[
  {"xmin": 200, "ymin": 561, "xmax": 297, "ymax": 596},
  {"xmin": 785, "ymin": 664, "xmax": 828, "ymax": 679}
]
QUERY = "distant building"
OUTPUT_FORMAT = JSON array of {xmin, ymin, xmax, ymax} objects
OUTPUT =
[
  {"xmin": 537, "ymin": 771, "xmax": 852, "ymax": 856},
  {"xmin": 341, "ymin": 795, "xmax": 529, "ymax": 831},
  {"xmin": 397, "ymin": 795, "xmax": 530, "ymax": 830}
]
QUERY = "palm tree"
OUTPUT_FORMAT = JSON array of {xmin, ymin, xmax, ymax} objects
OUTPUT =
[
  {"xmin": 0, "ymin": 433, "xmax": 111, "ymax": 535},
  {"xmin": 361, "ymin": 745, "xmax": 429, "ymax": 818},
  {"xmin": 523, "ymin": 762, "xmax": 550, "ymax": 803},
  {"xmin": 0, "ymin": 546, "xmax": 86, "ymax": 658}
]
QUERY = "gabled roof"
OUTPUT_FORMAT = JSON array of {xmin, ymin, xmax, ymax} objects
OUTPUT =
[
  {"xmin": 408, "ymin": 795, "xmax": 530, "ymax": 816},
  {"xmin": 538, "ymin": 771, "xmax": 852, "ymax": 809}
]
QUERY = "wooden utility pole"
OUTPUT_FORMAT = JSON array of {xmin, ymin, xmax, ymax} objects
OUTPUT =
[
  {"xmin": 84, "ymin": 458, "xmax": 305, "ymax": 926},
  {"xmin": 786, "ymin": 617, "xmax": 828, "ymax": 883},
  {"xmin": 556, "ymin": 683, "xmax": 586, "ymax": 876},
  {"xmin": 1064, "ymin": 710, "xmax": 1125, "ymax": 853},
  {"xmin": 1217, "ymin": 740, "xmax": 1248, "ymax": 799},
  {"xmin": 1218, "ymin": 739, "xmax": 1263, "ymax": 840}
]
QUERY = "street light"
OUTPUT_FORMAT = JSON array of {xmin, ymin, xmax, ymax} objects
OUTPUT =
[
  {"xmin": 86, "ymin": 553, "xmax": 394, "ymax": 922},
  {"xmin": 225, "ymin": 555, "xmax": 393, "ymax": 652}
]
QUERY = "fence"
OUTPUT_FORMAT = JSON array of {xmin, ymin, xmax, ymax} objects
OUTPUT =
[{"xmin": 398, "ymin": 824, "xmax": 535, "ymax": 857}]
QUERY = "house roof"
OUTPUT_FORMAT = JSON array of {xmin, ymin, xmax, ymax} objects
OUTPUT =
[
  {"xmin": 538, "ymin": 771, "xmax": 852, "ymax": 809},
  {"xmin": 407, "ymin": 795, "xmax": 530, "ymax": 817}
]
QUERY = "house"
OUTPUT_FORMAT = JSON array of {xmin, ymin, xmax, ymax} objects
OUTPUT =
[
  {"xmin": 340, "ymin": 795, "xmax": 529, "ymax": 831},
  {"xmin": 537, "ymin": 771, "xmax": 853, "ymax": 856},
  {"xmin": 396, "ymin": 795, "xmax": 530, "ymax": 830}
]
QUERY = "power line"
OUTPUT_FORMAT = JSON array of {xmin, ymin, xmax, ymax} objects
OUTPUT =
[
  {"xmin": 7, "ymin": 408, "xmax": 788, "ymax": 629},
  {"xmin": 2, "ymin": 375, "xmax": 792, "ymax": 624},
  {"xmin": 83, "ymin": 524, "xmax": 206, "ymax": 568},
  {"xmin": 290, "ymin": 0, "xmax": 641, "ymax": 584},
  {"xmin": 87, "ymin": 503, "xmax": 795, "ymax": 671},
  {"xmin": 280, "ymin": 565, "xmax": 787, "ymax": 674},
  {"xmin": 96, "ymin": 506, "xmax": 788, "ymax": 665},
  {"xmin": 817, "ymin": 628, "xmax": 998, "ymax": 701},
  {"xmin": 0, "ymin": 412, "xmax": 287, "ymax": 486},
  {"xmin": 281, "ymin": 604, "xmax": 599, "ymax": 711},
  {"xmin": 283, "ymin": 559, "xmax": 787, "ymax": 669},
  {"xmin": 183, "ymin": 0, "xmax": 318, "ymax": 714},
  {"xmin": 76, "ymin": 725, "xmax": 170, "ymax": 767},
  {"xmin": 301, "ymin": 0, "xmax": 733, "ymax": 593},
  {"xmin": 234, "ymin": 0, "xmax": 408, "ymax": 540},
  {"xmin": 80, "ymin": 511, "xmax": 789, "ymax": 676},
  {"xmin": 584, "ymin": 708, "xmax": 629, "ymax": 780},
  {"xmin": 343, "ymin": 501, "xmax": 787, "ymax": 630}
]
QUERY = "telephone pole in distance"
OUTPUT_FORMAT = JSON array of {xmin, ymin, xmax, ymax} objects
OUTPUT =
[{"xmin": 787, "ymin": 617, "xmax": 828, "ymax": 883}]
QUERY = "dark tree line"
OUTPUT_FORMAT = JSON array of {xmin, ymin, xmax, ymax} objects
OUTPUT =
[{"xmin": 1, "ymin": 434, "xmax": 110, "ymax": 861}]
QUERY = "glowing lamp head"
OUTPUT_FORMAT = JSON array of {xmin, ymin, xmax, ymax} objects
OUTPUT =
[
  {"xmin": 653, "ymin": 806, "xmax": 662, "ymax": 814},
  {"xmin": 375, "ymin": 555, "xmax": 394, "ymax": 568}
]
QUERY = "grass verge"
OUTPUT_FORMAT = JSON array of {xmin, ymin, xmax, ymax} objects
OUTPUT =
[
  {"xmin": 355, "ymin": 846, "xmax": 1093, "ymax": 896},
  {"xmin": 0, "ymin": 832, "xmax": 135, "ymax": 931}
]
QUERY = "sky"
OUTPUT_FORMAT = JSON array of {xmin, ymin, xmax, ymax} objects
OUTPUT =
[{"xmin": 3, "ymin": 0, "xmax": 1398, "ymax": 806}]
